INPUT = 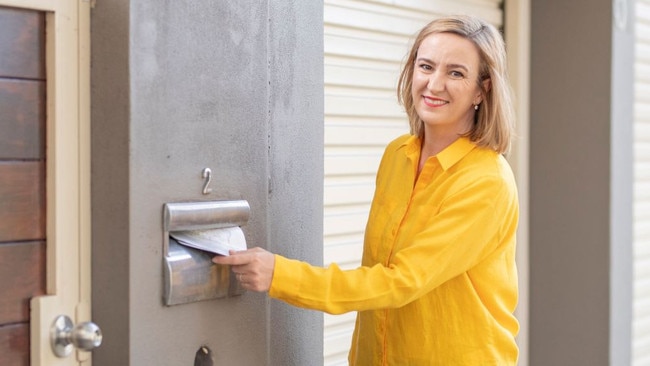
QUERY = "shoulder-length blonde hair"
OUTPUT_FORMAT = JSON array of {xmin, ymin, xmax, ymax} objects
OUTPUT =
[{"xmin": 397, "ymin": 15, "xmax": 515, "ymax": 154}]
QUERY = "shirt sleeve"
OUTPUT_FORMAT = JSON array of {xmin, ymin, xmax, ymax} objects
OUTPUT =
[{"xmin": 268, "ymin": 173, "xmax": 517, "ymax": 315}]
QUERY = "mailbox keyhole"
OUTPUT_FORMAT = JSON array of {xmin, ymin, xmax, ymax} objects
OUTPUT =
[{"xmin": 194, "ymin": 345, "xmax": 214, "ymax": 366}]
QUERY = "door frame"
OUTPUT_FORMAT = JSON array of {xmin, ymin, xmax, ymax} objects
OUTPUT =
[
  {"xmin": 0, "ymin": 0, "xmax": 91, "ymax": 364},
  {"xmin": 504, "ymin": 0, "xmax": 531, "ymax": 365}
]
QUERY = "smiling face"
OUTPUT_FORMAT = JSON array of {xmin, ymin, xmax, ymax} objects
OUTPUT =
[{"xmin": 411, "ymin": 32, "xmax": 485, "ymax": 139}]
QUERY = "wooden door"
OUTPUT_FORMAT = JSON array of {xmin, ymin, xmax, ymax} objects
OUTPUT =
[
  {"xmin": 0, "ymin": 1, "xmax": 93, "ymax": 365},
  {"xmin": 0, "ymin": 7, "xmax": 46, "ymax": 365}
]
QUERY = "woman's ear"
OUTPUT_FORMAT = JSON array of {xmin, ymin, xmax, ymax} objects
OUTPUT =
[
  {"xmin": 481, "ymin": 77, "xmax": 491, "ymax": 94},
  {"xmin": 475, "ymin": 78, "xmax": 491, "ymax": 105}
]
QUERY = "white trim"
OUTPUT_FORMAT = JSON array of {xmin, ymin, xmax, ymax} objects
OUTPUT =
[
  {"xmin": 504, "ymin": 0, "xmax": 531, "ymax": 365},
  {"xmin": 33, "ymin": 1, "xmax": 84, "ymax": 362},
  {"xmin": 77, "ymin": 0, "xmax": 92, "ymax": 362}
]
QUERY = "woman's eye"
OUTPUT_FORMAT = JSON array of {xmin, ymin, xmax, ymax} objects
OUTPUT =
[
  {"xmin": 450, "ymin": 70, "xmax": 464, "ymax": 78},
  {"xmin": 418, "ymin": 63, "xmax": 433, "ymax": 71}
]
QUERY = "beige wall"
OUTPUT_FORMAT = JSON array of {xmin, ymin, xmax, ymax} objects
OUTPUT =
[{"xmin": 529, "ymin": 0, "xmax": 634, "ymax": 365}]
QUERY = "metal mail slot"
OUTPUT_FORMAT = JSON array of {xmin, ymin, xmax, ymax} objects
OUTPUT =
[{"xmin": 163, "ymin": 200, "xmax": 250, "ymax": 306}]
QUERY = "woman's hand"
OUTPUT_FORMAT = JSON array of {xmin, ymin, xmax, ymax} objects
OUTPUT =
[{"xmin": 212, "ymin": 247, "xmax": 275, "ymax": 292}]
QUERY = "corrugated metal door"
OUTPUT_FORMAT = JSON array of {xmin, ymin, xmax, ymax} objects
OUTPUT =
[
  {"xmin": 634, "ymin": 1, "xmax": 650, "ymax": 364},
  {"xmin": 323, "ymin": 1, "xmax": 504, "ymax": 364}
]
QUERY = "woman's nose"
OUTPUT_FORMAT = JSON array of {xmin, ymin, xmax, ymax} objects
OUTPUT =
[{"xmin": 427, "ymin": 71, "xmax": 444, "ymax": 92}]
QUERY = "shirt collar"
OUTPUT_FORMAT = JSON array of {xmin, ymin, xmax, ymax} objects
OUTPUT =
[{"xmin": 399, "ymin": 135, "xmax": 476, "ymax": 171}]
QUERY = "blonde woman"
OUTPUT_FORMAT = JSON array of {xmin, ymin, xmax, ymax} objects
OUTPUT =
[{"xmin": 215, "ymin": 14, "xmax": 519, "ymax": 365}]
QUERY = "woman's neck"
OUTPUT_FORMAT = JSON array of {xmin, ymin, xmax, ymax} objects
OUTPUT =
[{"xmin": 417, "ymin": 127, "xmax": 466, "ymax": 174}]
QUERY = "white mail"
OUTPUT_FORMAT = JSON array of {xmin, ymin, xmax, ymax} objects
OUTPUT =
[{"xmin": 170, "ymin": 226, "xmax": 247, "ymax": 256}]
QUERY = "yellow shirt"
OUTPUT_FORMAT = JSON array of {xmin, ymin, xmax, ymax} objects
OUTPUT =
[{"xmin": 269, "ymin": 135, "xmax": 519, "ymax": 365}]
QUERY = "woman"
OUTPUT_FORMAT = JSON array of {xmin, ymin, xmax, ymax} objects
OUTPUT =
[{"xmin": 214, "ymin": 14, "xmax": 519, "ymax": 365}]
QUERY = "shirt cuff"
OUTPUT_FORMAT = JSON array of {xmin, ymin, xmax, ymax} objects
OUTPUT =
[{"xmin": 268, "ymin": 254, "xmax": 302, "ymax": 300}]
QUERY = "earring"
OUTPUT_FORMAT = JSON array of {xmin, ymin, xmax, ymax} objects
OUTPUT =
[{"xmin": 474, "ymin": 104, "xmax": 479, "ymax": 111}]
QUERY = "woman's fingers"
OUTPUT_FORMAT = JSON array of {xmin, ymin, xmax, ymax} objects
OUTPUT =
[
  {"xmin": 212, "ymin": 249, "xmax": 252, "ymax": 265},
  {"xmin": 212, "ymin": 247, "xmax": 275, "ymax": 292}
]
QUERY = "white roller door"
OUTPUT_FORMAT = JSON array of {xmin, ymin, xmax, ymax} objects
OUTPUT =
[
  {"xmin": 634, "ymin": 1, "xmax": 650, "ymax": 365},
  {"xmin": 323, "ymin": 1, "xmax": 504, "ymax": 364}
]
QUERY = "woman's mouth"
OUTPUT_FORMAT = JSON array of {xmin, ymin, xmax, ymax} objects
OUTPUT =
[{"xmin": 422, "ymin": 96, "xmax": 448, "ymax": 108}]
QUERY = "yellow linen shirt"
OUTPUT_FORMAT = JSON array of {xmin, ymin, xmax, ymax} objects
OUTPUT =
[{"xmin": 269, "ymin": 134, "xmax": 519, "ymax": 365}]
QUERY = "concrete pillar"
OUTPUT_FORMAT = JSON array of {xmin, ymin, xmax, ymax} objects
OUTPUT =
[{"xmin": 91, "ymin": 1, "xmax": 323, "ymax": 364}]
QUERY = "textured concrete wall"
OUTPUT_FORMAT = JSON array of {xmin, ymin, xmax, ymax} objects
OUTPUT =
[
  {"xmin": 92, "ymin": 1, "xmax": 323, "ymax": 365},
  {"xmin": 267, "ymin": 2, "xmax": 324, "ymax": 365}
]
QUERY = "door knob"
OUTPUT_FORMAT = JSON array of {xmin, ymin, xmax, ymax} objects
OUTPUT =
[{"xmin": 51, "ymin": 315, "xmax": 103, "ymax": 357}]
